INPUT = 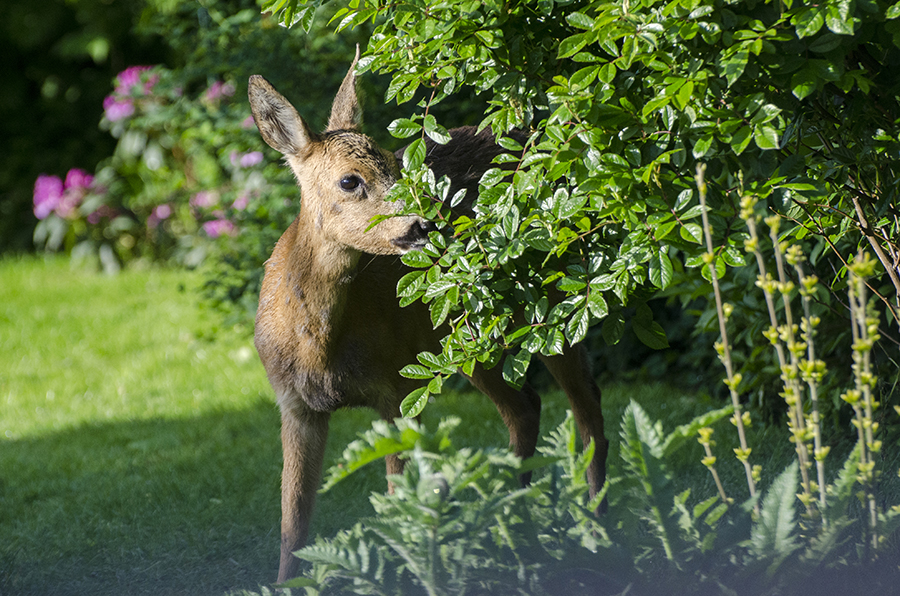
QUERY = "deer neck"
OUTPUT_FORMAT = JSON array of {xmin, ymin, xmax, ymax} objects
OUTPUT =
[{"xmin": 286, "ymin": 211, "xmax": 361, "ymax": 363}]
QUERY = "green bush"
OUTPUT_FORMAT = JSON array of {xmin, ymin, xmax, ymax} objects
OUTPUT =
[{"xmin": 258, "ymin": 0, "xmax": 899, "ymax": 419}]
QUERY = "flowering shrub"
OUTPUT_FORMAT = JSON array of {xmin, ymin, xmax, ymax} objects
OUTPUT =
[{"xmin": 32, "ymin": 63, "xmax": 297, "ymax": 273}]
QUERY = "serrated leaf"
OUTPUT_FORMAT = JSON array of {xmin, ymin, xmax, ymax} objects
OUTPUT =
[
  {"xmin": 423, "ymin": 114, "xmax": 452, "ymax": 144},
  {"xmin": 430, "ymin": 292, "xmax": 451, "ymax": 328},
  {"xmin": 401, "ymin": 250, "xmax": 433, "ymax": 268},
  {"xmin": 397, "ymin": 270, "xmax": 425, "ymax": 297},
  {"xmin": 649, "ymin": 251, "xmax": 674, "ymax": 289},
  {"xmin": 566, "ymin": 307, "xmax": 590, "ymax": 344},
  {"xmin": 403, "ymin": 138, "xmax": 426, "ymax": 170},
  {"xmin": 558, "ymin": 32, "xmax": 590, "ymax": 59},
  {"xmin": 388, "ymin": 117, "xmax": 422, "ymax": 138},
  {"xmin": 566, "ymin": 11, "xmax": 595, "ymax": 29},
  {"xmin": 680, "ymin": 222, "xmax": 704, "ymax": 244},
  {"xmin": 479, "ymin": 168, "xmax": 506, "ymax": 188},
  {"xmin": 400, "ymin": 364, "xmax": 434, "ymax": 379},
  {"xmin": 400, "ymin": 387, "xmax": 430, "ymax": 417},
  {"xmin": 751, "ymin": 461, "xmax": 800, "ymax": 574},
  {"xmin": 497, "ymin": 135, "xmax": 524, "ymax": 151}
]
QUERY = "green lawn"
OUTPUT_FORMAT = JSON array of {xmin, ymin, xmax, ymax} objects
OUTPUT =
[{"xmin": 0, "ymin": 256, "xmax": 830, "ymax": 595}]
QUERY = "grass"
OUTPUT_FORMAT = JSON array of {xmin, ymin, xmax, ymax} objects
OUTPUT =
[{"xmin": 2, "ymin": 256, "xmax": 892, "ymax": 595}]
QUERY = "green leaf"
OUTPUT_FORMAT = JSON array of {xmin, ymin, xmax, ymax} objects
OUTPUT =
[
  {"xmin": 888, "ymin": 1, "xmax": 900, "ymax": 19},
  {"xmin": 388, "ymin": 117, "xmax": 422, "ymax": 138},
  {"xmin": 403, "ymin": 138, "xmax": 426, "ymax": 170},
  {"xmin": 401, "ymin": 250, "xmax": 433, "ymax": 268},
  {"xmin": 566, "ymin": 306, "xmax": 589, "ymax": 345},
  {"xmin": 661, "ymin": 405, "xmax": 734, "ymax": 457},
  {"xmin": 680, "ymin": 222, "xmax": 704, "ymax": 244},
  {"xmin": 566, "ymin": 11, "xmax": 596, "ymax": 29},
  {"xmin": 808, "ymin": 32, "xmax": 844, "ymax": 53},
  {"xmin": 587, "ymin": 291, "xmax": 608, "ymax": 319},
  {"xmin": 793, "ymin": 7, "xmax": 824, "ymax": 38},
  {"xmin": 558, "ymin": 32, "xmax": 590, "ymax": 59},
  {"xmin": 423, "ymin": 114, "xmax": 452, "ymax": 144},
  {"xmin": 753, "ymin": 125, "xmax": 780, "ymax": 150},
  {"xmin": 430, "ymin": 292, "xmax": 451, "ymax": 328},
  {"xmin": 692, "ymin": 135, "xmax": 714, "ymax": 159},
  {"xmin": 399, "ymin": 364, "xmax": 434, "ymax": 379},
  {"xmin": 649, "ymin": 250, "xmax": 673, "ymax": 290},
  {"xmin": 557, "ymin": 275, "xmax": 587, "ymax": 292},
  {"xmin": 602, "ymin": 313, "xmax": 624, "ymax": 345},
  {"xmin": 720, "ymin": 48, "xmax": 749, "ymax": 87},
  {"xmin": 497, "ymin": 135, "xmax": 524, "ymax": 151},
  {"xmin": 633, "ymin": 303, "xmax": 669, "ymax": 349},
  {"xmin": 825, "ymin": 6, "xmax": 855, "ymax": 35},
  {"xmin": 400, "ymin": 387, "xmax": 430, "ymax": 418},
  {"xmin": 502, "ymin": 348, "xmax": 531, "ymax": 387},
  {"xmin": 397, "ymin": 270, "xmax": 425, "ymax": 297},
  {"xmin": 619, "ymin": 401, "xmax": 682, "ymax": 562},
  {"xmin": 751, "ymin": 461, "xmax": 801, "ymax": 574},
  {"xmin": 791, "ymin": 67, "xmax": 818, "ymax": 100}
]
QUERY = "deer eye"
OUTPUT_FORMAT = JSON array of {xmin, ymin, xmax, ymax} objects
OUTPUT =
[{"xmin": 339, "ymin": 175, "xmax": 362, "ymax": 191}]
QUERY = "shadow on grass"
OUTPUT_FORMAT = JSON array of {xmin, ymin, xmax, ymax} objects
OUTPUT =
[
  {"xmin": 1, "ymin": 380, "xmax": 768, "ymax": 596},
  {"xmin": 0, "ymin": 399, "xmax": 390, "ymax": 596}
]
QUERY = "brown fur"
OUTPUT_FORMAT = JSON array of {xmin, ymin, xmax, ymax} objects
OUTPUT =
[{"xmin": 248, "ymin": 51, "xmax": 608, "ymax": 582}]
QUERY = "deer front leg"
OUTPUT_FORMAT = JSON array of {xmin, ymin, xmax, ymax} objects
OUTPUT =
[{"xmin": 278, "ymin": 404, "xmax": 330, "ymax": 583}]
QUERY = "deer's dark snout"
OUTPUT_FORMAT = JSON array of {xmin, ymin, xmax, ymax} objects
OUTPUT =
[{"xmin": 391, "ymin": 218, "xmax": 437, "ymax": 252}]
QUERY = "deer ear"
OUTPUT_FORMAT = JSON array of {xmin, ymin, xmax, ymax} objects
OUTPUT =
[
  {"xmin": 327, "ymin": 45, "xmax": 362, "ymax": 132},
  {"xmin": 248, "ymin": 75, "xmax": 316, "ymax": 155}
]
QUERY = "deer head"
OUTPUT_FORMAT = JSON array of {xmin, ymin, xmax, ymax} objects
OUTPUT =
[{"xmin": 248, "ymin": 50, "xmax": 432, "ymax": 255}]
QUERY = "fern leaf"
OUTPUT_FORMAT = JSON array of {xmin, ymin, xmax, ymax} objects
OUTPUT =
[
  {"xmin": 750, "ymin": 461, "xmax": 801, "ymax": 575},
  {"xmin": 660, "ymin": 405, "xmax": 734, "ymax": 458},
  {"xmin": 619, "ymin": 400, "xmax": 684, "ymax": 562}
]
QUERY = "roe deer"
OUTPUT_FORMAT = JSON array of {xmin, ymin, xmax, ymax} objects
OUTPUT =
[{"xmin": 248, "ymin": 51, "xmax": 609, "ymax": 582}]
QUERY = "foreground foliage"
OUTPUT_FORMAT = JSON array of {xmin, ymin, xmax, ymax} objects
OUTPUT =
[{"xmin": 266, "ymin": 404, "xmax": 897, "ymax": 596}]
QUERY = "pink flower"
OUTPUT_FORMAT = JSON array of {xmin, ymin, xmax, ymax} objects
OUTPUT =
[
  {"xmin": 103, "ymin": 95, "xmax": 135, "ymax": 122},
  {"xmin": 203, "ymin": 80, "xmax": 236, "ymax": 103},
  {"xmin": 190, "ymin": 191, "xmax": 218, "ymax": 209},
  {"xmin": 33, "ymin": 175, "xmax": 64, "ymax": 220},
  {"xmin": 239, "ymin": 151, "xmax": 263, "ymax": 168},
  {"xmin": 147, "ymin": 203, "xmax": 172, "ymax": 229},
  {"xmin": 153, "ymin": 204, "xmax": 172, "ymax": 220},
  {"xmin": 202, "ymin": 218, "xmax": 236, "ymax": 238},
  {"xmin": 64, "ymin": 168, "xmax": 93, "ymax": 191},
  {"xmin": 232, "ymin": 193, "xmax": 249, "ymax": 211},
  {"xmin": 241, "ymin": 115, "xmax": 256, "ymax": 129},
  {"xmin": 115, "ymin": 66, "xmax": 154, "ymax": 96},
  {"xmin": 55, "ymin": 191, "xmax": 81, "ymax": 219}
]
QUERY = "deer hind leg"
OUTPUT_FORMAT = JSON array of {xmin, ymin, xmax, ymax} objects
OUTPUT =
[
  {"xmin": 377, "ymin": 405, "xmax": 412, "ymax": 494},
  {"xmin": 466, "ymin": 361, "xmax": 542, "ymax": 485},
  {"xmin": 538, "ymin": 343, "xmax": 608, "ymax": 509},
  {"xmin": 278, "ymin": 403, "xmax": 331, "ymax": 582}
]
